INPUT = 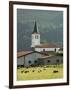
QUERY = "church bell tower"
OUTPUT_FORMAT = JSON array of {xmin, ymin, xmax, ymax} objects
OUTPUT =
[{"xmin": 31, "ymin": 21, "xmax": 40, "ymax": 47}]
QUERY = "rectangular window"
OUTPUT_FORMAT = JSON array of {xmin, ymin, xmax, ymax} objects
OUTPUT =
[{"xmin": 35, "ymin": 35, "xmax": 38, "ymax": 39}]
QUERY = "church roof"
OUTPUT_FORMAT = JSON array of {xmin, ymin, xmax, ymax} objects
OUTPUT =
[
  {"xmin": 34, "ymin": 43, "xmax": 61, "ymax": 48},
  {"xmin": 32, "ymin": 21, "xmax": 39, "ymax": 34}
]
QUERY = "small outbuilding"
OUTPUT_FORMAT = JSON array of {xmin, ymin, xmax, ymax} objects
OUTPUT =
[
  {"xmin": 38, "ymin": 55, "xmax": 63, "ymax": 65},
  {"xmin": 17, "ymin": 50, "xmax": 63, "ymax": 67}
]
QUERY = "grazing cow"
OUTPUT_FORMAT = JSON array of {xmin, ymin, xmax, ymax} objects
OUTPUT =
[
  {"xmin": 21, "ymin": 70, "xmax": 24, "ymax": 73},
  {"xmin": 53, "ymin": 70, "xmax": 58, "ymax": 73},
  {"xmin": 24, "ymin": 71, "xmax": 29, "ymax": 73},
  {"xmin": 44, "ymin": 66, "xmax": 46, "ymax": 68},
  {"xmin": 43, "ymin": 68, "xmax": 46, "ymax": 70},
  {"xmin": 32, "ymin": 70, "xmax": 35, "ymax": 72},
  {"xmin": 38, "ymin": 70, "xmax": 42, "ymax": 73}
]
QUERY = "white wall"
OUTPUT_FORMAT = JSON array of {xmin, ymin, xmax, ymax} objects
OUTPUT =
[
  {"xmin": 35, "ymin": 48, "xmax": 59, "ymax": 52},
  {"xmin": 31, "ymin": 34, "xmax": 40, "ymax": 47},
  {"xmin": 0, "ymin": 0, "xmax": 71, "ymax": 90}
]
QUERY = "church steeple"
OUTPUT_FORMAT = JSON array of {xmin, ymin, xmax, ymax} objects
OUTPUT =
[
  {"xmin": 31, "ymin": 21, "xmax": 40, "ymax": 47},
  {"xmin": 32, "ymin": 21, "xmax": 38, "ymax": 34}
]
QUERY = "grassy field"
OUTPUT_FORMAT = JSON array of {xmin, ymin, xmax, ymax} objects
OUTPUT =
[{"xmin": 17, "ymin": 64, "xmax": 63, "ymax": 80}]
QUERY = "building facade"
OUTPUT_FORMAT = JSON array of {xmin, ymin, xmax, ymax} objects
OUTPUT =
[
  {"xmin": 17, "ymin": 51, "xmax": 63, "ymax": 67},
  {"xmin": 17, "ymin": 51, "xmax": 46, "ymax": 67},
  {"xmin": 38, "ymin": 55, "xmax": 63, "ymax": 65}
]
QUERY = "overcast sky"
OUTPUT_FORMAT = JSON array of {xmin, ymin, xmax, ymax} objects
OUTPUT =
[
  {"xmin": 17, "ymin": 9, "xmax": 63, "ymax": 51},
  {"xmin": 17, "ymin": 9, "xmax": 63, "ymax": 33}
]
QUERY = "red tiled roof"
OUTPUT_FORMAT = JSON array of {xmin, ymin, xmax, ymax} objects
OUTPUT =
[
  {"xmin": 35, "ymin": 43, "xmax": 60, "ymax": 48},
  {"xmin": 17, "ymin": 51, "xmax": 33, "ymax": 57},
  {"xmin": 17, "ymin": 51, "xmax": 48, "ymax": 58}
]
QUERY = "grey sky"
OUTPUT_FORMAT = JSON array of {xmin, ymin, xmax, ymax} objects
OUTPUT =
[
  {"xmin": 17, "ymin": 9, "xmax": 63, "ymax": 51},
  {"xmin": 17, "ymin": 9, "xmax": 63, "ymax": 32}
]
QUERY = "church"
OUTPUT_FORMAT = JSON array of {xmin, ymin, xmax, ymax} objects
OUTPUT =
[{"xmin": 31, "ymin": 21, "xmax": 60, "ymax": 52}]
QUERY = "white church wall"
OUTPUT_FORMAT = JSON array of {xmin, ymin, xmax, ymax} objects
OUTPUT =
[
  {"xmin": 35, "ymin": 48, "xmax": 43, "ymax": 52},
  {"xmin": 35, "ymin": 48, "xmax": 60, "ymax": 52},
  {"xmin": 56, "ymin": 48, "xmax": 60, "ymax": 52},
  {"xmin": 31, "ymin": 34, "xmax": 40, "ymax": 47}
]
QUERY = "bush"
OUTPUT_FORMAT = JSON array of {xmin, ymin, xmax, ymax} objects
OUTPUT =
[{"xmin": 56, "ymin": 53, "xmax": 63, "ymax": 56}]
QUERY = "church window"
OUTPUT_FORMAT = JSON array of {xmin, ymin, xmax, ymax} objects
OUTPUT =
[
  {"xmin": 28, "ymin": 60, "xmax": 32, "ymax": 64},
  {"xmin": 35, "ymin": 35, "xmax": 38, "ymax": 39},
  {"xmin": 36, "ymin": 35, "xmax": 38, "ymax": 39},
  {"xmin": 34, "ymin": 60, "xmax": 38, "ymax": 64},
  {"xmin": 47, "ymin": 60, "xmax": 50, "ymax": 63},
  {"xmin": 43, "ymin": 49, "xmax": 45, "ymax": 52},
  {"xmin": 56, "ymin": 59, "xmax": 59, "ymax": 63}
]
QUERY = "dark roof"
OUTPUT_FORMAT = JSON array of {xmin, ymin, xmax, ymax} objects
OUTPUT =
[
  {"xmin": 32, "ymin": 21, "xmax": 38, "ymax": 34},
  {"xmin": 17, "ymin": 51, "xmax": 48, "ymax": 58},
  {"xmin": 35, "ymin": 43, "xmax": 60, "ymax": 48},
  {"xmin": 38, "ymin": 55, "xmax": 54, "ymax": 59}
]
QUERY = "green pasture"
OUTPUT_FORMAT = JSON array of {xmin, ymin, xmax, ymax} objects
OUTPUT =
[{"xmin": 17, "ymin": 64, "xmax": 63, "ymax": 80}]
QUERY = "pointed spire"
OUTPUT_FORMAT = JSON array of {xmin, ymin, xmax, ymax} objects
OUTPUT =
[{"xmin": 32, "ymin": 21, "xmax": 38, "ymax": 34}]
